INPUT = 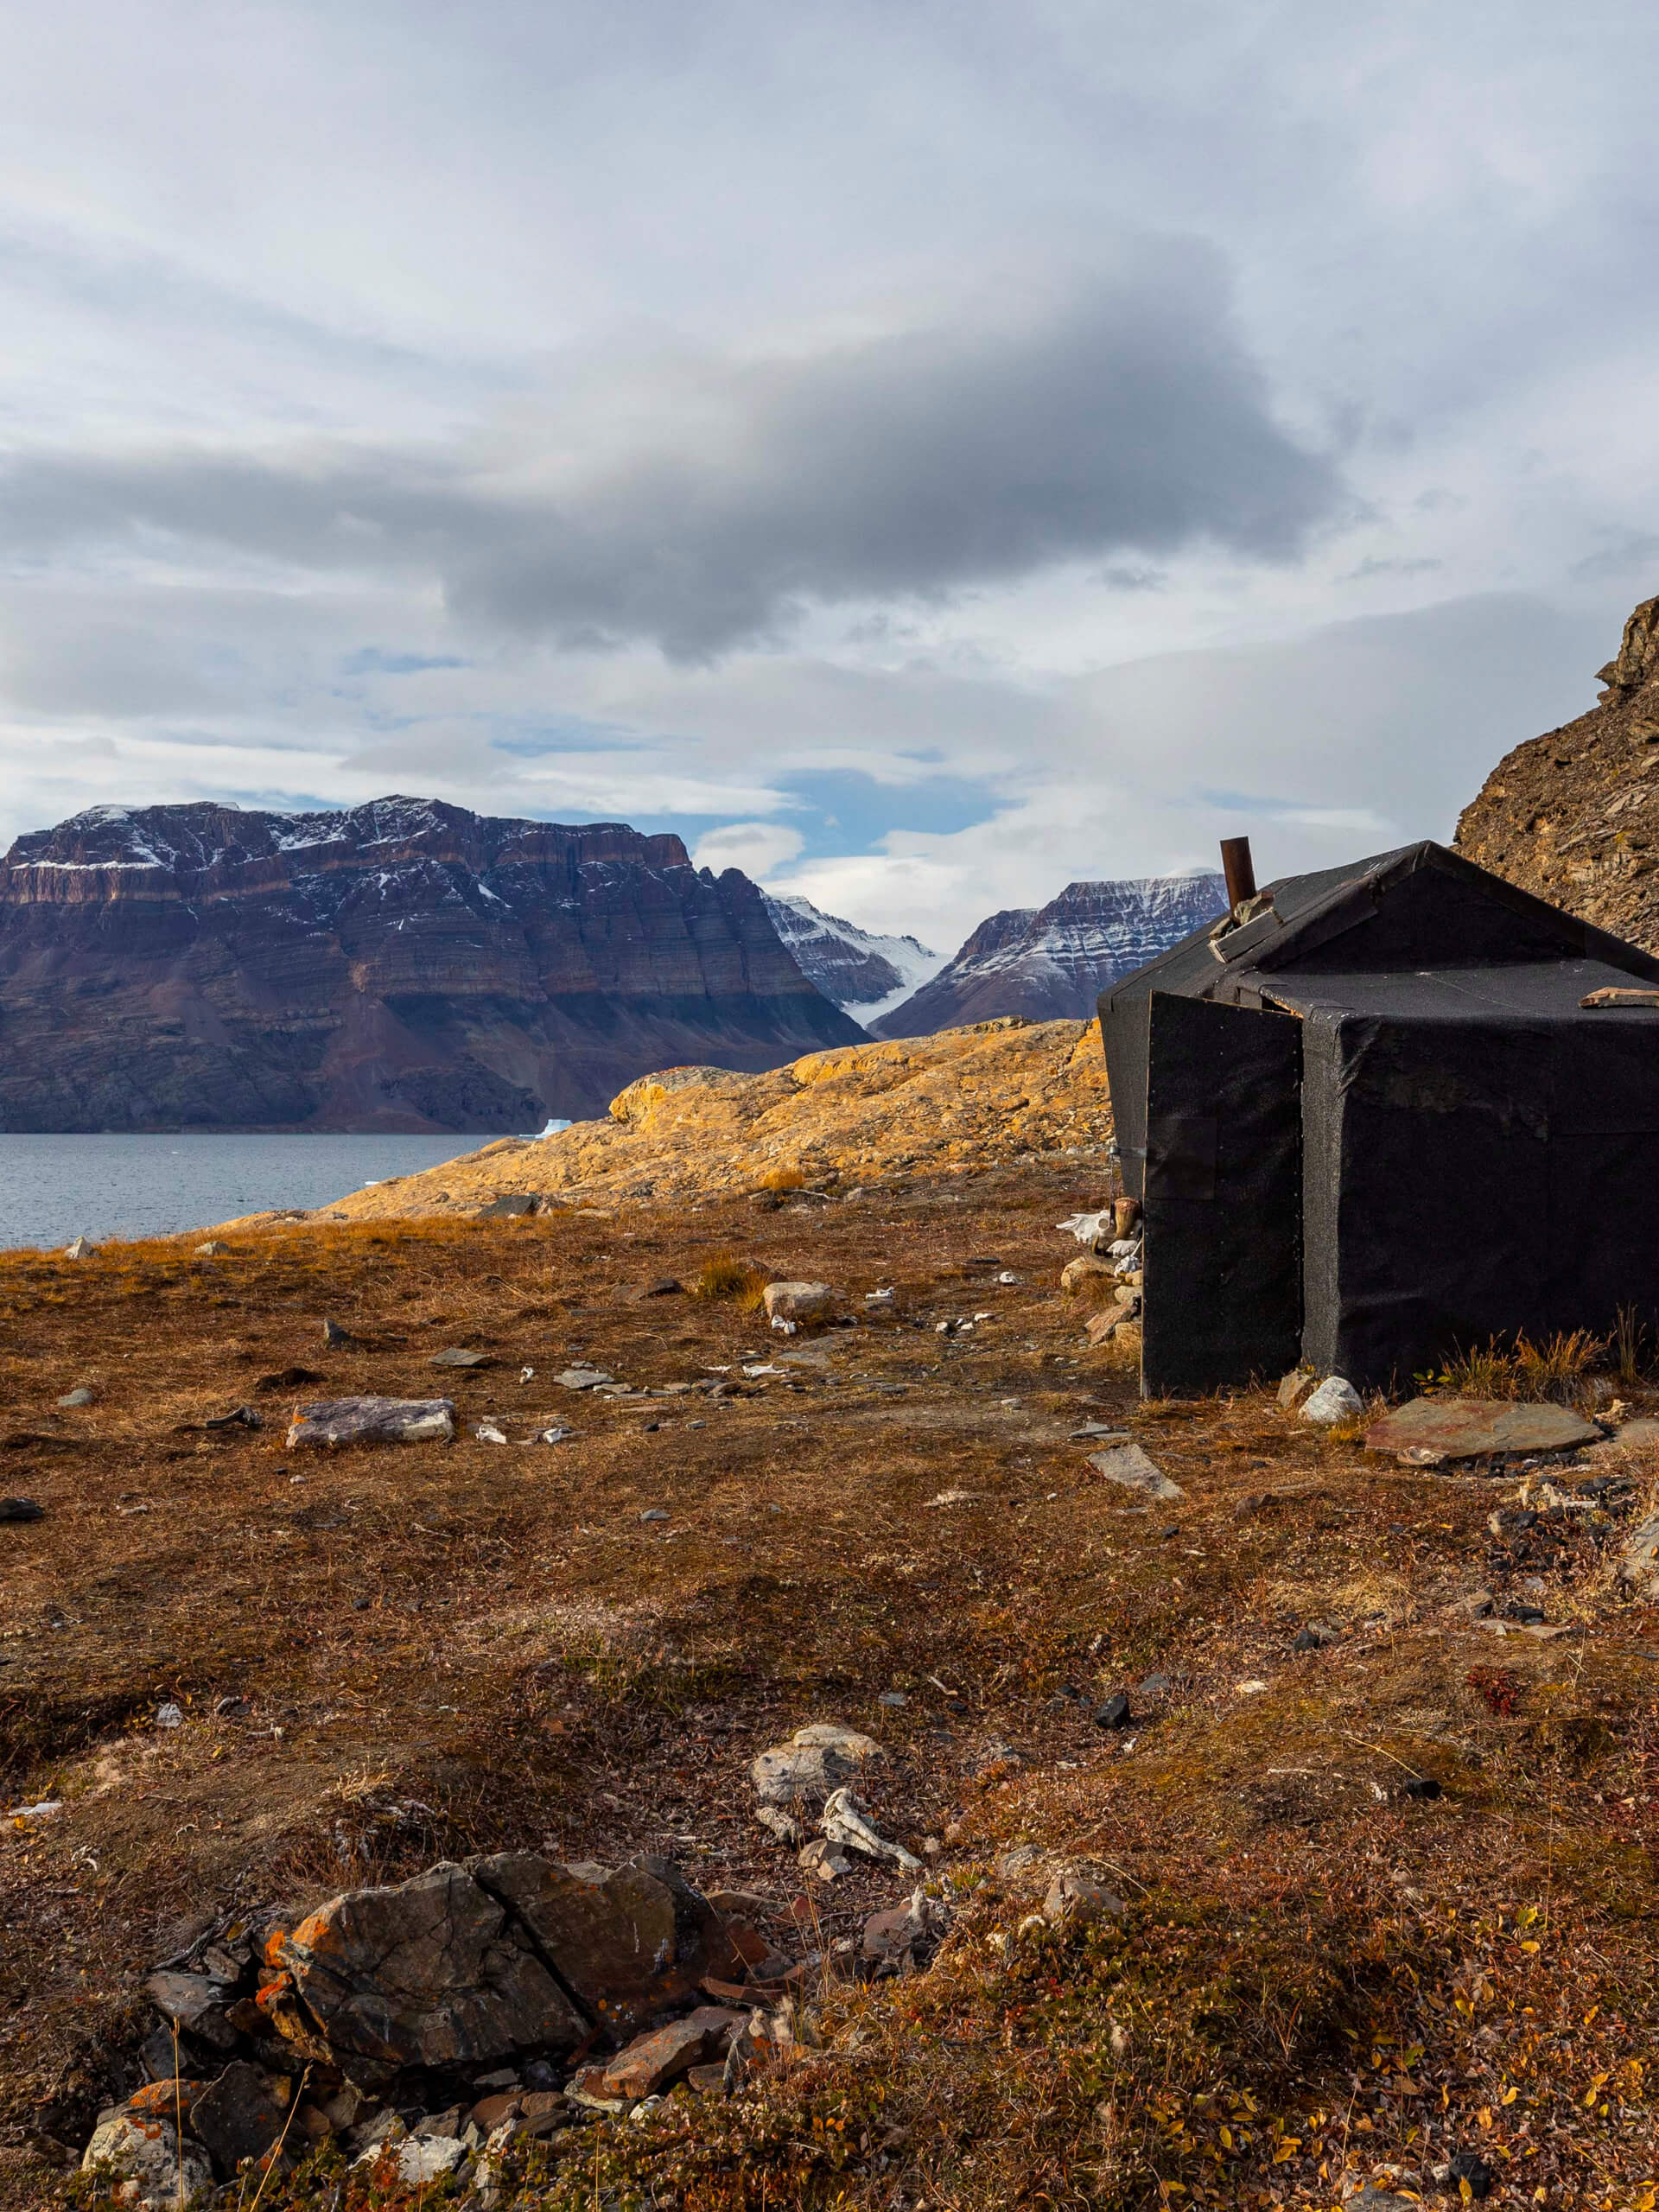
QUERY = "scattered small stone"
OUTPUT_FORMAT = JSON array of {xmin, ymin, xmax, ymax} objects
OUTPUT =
[
  {"xmin": 877, "ymin": 1689, "xmax": 907, "ymax": 1706},
  {"xmin": 431, "ymin": 1347, "xmax": 495, "ymax": 1369},
  {"xmin": 1235, "ymin": 1679, "xmax": 1269, "ymax": 1696},
  {"xmin": 1299, "ymin": 1376, "xmax": 1363, "ymax": 1424},
  {"xmin": 861, "ymin": 1886, "xmax": 948, "ymax": 1971},
  {"xmin": 1070, "ymin": 1422, "xmax": 1129, "ymax": 1442},
  {"xmin": 81, "ymin": 2112, "xmax": 212, "ymax": 2204},
  {"xmin": 763, "ymin": 1281, "xmax": 835, "ymax": 1333},
  {"xmin": 478, "ymin": 1193, "xmax": 538, "ymax": 1217},
  {"xmin": 752, "ymin": 1722, "xmax": 882, "ymax": 1808},
  {"xmin": 1293, "ymin": 1621, "xmax": 1340, "ymax": 1652},
  {"xmin": 202, "ymin": 1405, "xmax": 262, "ymax": 1431},
  {"xmin": 1448, "ymin": 2149, "xmax": 1493, "ymax": 2199},
  {"xmin": 532, "ymin": 1426, "xmax": 575, "ymax": 1445},
  {"xmin": 1043, "ymin": 1865, "xmax": 1125, "ymax": 1929},
  {"xmin": 1088, "ymin": 1443, "xmax": 1183, "ymax": 1502},
  {"xmin": 0, "ymin": 1497, "xmax": 45, "ymax": 1522},
  {"xmin": 144, "ymin": 1969, "xmax": 236, "ymax": 2049},
  {"xmin": 1401, "ymin": 1777, "xmax": 1443, "ymax": 1801},
  {"xmin": 640, "ymin": 1508, "xmax": 670, "ymax": 1523},
  {"xmin": 1620, "ymin": 1510, "xmax": 1659, "ymax": 1599},
  {"xmin": 822, "ymin": 1784, "xmax": 923, "ymax": 1871},
  {"xmin": 556, "ymin": 1367, "xmax": 613, "ymax": 1390},
  {"xmin": 639, "ymin": 1276, "xmax": 684, "ymax": 1298},
  {"xmin": 798, "ymin": 1836, "xmax": 854, "ymax": 1881},
  {"xmin": 1275, "ymin": 1368, "xmax": 1318, "ymax": 1410},
  {"xmin": 63, "ymin": 1236, "xmax": 97, "ymax": 1260},
  {"xmin": 57, "ymin": 1387, "xmax": 96, "ymax": 1408},
  {"xmin": 474, "ymin": 1423, "xmax": 509, "ymax": 1445},
  {"xmin": 194, "ymin": 1239, "xmax": 231, "ymax": 1257},
  {"xmin": 756, "ymin": 1806, "xmax": 803, "ymax": 1847},
  {"xmin": 1093, "ymin": 1692, "xmax": 1132, "ymax": 1730},
  {"xmin": 321, "ymin": 1318, "xmax": 359, "ymax": 1347},
  {"xmin": 155, "ymin": 1702, "xmax": 183, "ymax": 1729},
  {"xmin": 286, "ymin": 1397, "xmax": 456, "ymax": 1448}
]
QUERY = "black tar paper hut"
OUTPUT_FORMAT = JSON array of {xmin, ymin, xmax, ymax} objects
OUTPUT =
[{"xmin": 1099, "ymin": 840, "xmax": 1659, "ymax": 1396}]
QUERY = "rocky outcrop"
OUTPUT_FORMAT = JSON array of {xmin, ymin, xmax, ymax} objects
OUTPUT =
[
  {"xmin": 871, "ymin": 874, "xmax": 1227, "ymax": 1036},
  {"xmin": 307, "ymin": 1015, "xmax": 1111, "ymax": 1222},
  {"xmin": 760, "ymin": 892, "xmax": 939, "ymax": 1020},
  {"xmin": 0, "ymin": 797, "xmax": 863, "ymax": 1131},
  {"xmin": 1456, "ymin": 595, "xmax": 1659, "ymax": 950}
]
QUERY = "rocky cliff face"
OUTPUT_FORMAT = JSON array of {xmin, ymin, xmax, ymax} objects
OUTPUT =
[
  {"xmin": 0, "ymin": 798, "xmax": 863, "ymax": 1131},
  {"xmin": 871, "ymin": 874, "xmax": 1228, "ymax": 1036},
  {"xmin": 759, "ymin": 893, "xmax": 940, "ymax": 1021},
  {"xmin": 1456, "ymin": 595, "xmax": 1659, "ymax": 949}
]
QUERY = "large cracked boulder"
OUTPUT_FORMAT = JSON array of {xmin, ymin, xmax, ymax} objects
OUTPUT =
[
  {"xmin": 272, "ymin": 1861, "xmax": 585, "ymax": 2073},
  {"xmin": 472, "ymin": 1853, "xmax": 742, "ymax": 2037},
  {"xmin": 268, "ymin": 1853, "xmax": 741, "ymax": 2077}
]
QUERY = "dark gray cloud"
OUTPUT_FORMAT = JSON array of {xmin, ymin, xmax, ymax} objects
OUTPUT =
[{"xmin": 0, "ymin": 253, "xmax": 1338, "ymax": 658}]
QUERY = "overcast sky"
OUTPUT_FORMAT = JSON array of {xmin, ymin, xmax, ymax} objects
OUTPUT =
[{"xmin": 2, "ymin": 0, "xmax": 1656, "ymax": 953}]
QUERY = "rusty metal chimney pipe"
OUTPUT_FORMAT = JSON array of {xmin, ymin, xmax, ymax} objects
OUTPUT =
[{"xmin": 1220, "ymin": 836, "xmax": 1257, "ymax": 913}]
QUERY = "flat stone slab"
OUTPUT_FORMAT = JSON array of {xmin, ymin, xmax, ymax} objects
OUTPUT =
[
  {"xmin": 1364, "ymin": 1397, "xmax": 1599, "ymax": 1459},
  {"xmin": 429, "ymin": 1347, "xmax": 494, "ymax": 1369},
  {"xmin": 1087, "ymin": 1442, "xmax": 1183, "ymax": 1501},
  {"xmin": 286, "ymin": 1397, "xmax": 456, "ymax": 1449}
]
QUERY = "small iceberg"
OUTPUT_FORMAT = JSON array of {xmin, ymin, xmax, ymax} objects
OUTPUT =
[{"xmin": 523, "ymin": 1116, "xmax": 573, "ymax": 1140}]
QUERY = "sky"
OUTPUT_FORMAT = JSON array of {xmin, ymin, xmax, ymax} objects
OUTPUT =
[{"xmin": 2, "ymin": 1, "xmax": 1657, "ymax": 956}]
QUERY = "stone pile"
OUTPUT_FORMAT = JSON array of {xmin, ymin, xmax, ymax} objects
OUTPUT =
[{"xmin": 82, "ymin": 1782, "xmax": 950, "ymax": 2204}]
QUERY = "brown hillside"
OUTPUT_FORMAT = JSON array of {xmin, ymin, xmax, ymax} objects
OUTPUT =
[
  {"xmin": 302, "ymin": 1017, "xmax": 1110, "ymax": 1224},
  {"xmin": 1456, "ymin": 594, "xmax": 1659, "ymax": 945}
]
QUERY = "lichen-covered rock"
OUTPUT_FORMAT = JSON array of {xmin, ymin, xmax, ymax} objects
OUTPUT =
[
  {"xmin": 751, "ymin": 1722, "xmax": 881, "ymax": 1808},
  {"xmin": 81, "ymin": 2112, "xmax": 213, "ymax": 2207},
  {"xmin": 276, "ymin": 1861, "xmax": 584, "ymax": 2072}
]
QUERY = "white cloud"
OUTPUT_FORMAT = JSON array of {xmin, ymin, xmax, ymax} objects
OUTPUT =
[
  {"xmin": 0, "ymin": 0, "xmax": 1655, "ymax": 958},
  {"xmin": 690, "ymin": 821, "xmax": 806, "ymax": 877}
]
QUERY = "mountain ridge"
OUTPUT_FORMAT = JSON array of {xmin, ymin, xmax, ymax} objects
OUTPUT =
[
  {"xmin": 0, "ymin": 797, "xmax": 862, "ymax": 1132},
  {"xmin": 871, "ymin": 871, "xmax": 1228, "ymax": 1035}
]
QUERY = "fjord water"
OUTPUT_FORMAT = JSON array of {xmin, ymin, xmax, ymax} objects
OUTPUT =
[{"xmin": 0, "ymin": 1134, "xmax": 484, "ymax": 1252}]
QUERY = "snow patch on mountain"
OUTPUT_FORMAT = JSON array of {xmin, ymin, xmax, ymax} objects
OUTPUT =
[{"xmin": 761, "ymin": 893, "xmax": 942, "ymax": 1020}]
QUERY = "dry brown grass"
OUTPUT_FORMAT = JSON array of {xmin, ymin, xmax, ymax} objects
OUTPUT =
[
  {"xmin": 1428, "ymin": 1326, "xmax": 1610, "ymax": 1405},
  {"xmin": 690, "ymin": 1251, "xmax": 768, "ymax": 1306}
]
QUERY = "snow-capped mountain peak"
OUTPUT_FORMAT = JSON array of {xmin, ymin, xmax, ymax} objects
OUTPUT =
[
  {"xmin": 869, "ymin": 873, "xmax": 1228, "ymax": 1036},
  {"xmin": 761, "ymin": 892, "xmax": 942, "ymax": 1022}
]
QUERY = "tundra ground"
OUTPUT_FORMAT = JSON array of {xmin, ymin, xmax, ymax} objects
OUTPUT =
[{"xmin": 3, "ymin": 1168, "xmax": 1657, "ymax": 2209}]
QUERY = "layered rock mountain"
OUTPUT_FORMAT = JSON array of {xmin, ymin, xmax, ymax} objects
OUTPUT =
[
  {"xmin": 1456, "ymin": 594, "xmax": 1659, "ymax": 949},
  {"xmin": 871, "ymin": 873, "xmax": 1228, "ymax": 1036},
  {"xmin": 760, "ymin": 892, "xmax": 940, "ymax": 1022},
  {"xmin": 0, "ymin": 798, "xmax": 863, "ymax": 1132}
]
